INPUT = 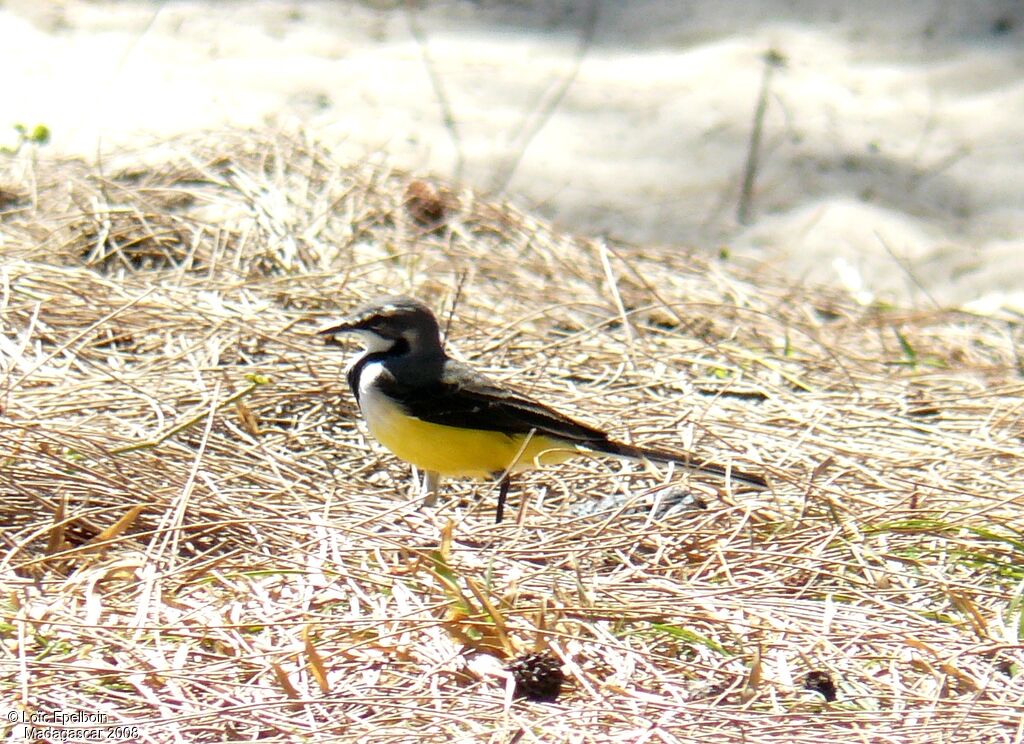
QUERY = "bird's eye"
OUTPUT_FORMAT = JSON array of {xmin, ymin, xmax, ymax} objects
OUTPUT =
[{"xmin": 367, "ymin": 321, "xmax": 399, "ymax": 340}]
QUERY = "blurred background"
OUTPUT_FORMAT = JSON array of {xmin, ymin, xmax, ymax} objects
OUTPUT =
[{"xmin": 3, "ymin": 0, "xmax": 1022, "ymax": 310}]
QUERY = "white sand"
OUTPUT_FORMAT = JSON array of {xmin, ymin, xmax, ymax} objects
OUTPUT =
[{"xmin": 3, "ymin": 0, "xmax": 1022, "ymax": 311}]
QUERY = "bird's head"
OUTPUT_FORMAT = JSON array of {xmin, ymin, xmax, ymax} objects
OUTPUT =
[{"xmin": 318, "ymin": 296, "xmax": 443, "ymax": 356}]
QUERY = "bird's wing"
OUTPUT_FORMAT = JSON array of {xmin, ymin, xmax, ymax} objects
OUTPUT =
[
  {"xmin": 380, "ymin": 358, "xmax": 612, "ymax": 447},
  {"xmin": 378, "ymin": 357, "xmax": 769, "ymax": 488}
]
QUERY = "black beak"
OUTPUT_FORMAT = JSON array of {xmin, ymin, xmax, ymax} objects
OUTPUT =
[{"xmin": 317, "ymin": 319, "xmax": 358, "ymax": 336}]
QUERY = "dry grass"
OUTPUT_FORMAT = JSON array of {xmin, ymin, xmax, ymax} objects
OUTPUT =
[{"xmin": 1, "ymin": 131, "xmax": 1023, "ymax": 743}]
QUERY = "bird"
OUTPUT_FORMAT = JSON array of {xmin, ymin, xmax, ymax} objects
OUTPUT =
[{"xmin": 319, "ymin": 296, "xmax": 768, "ymax": 522}]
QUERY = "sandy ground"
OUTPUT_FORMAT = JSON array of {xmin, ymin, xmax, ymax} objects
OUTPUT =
[{"xmin": 2, "ymin": 0, "xmax": 1022, "ymax": 311}]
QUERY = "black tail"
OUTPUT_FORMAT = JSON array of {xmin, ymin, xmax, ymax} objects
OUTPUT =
[{"xmin": 594, "ymin": 439, "xmax": 769, "ymax": 489}]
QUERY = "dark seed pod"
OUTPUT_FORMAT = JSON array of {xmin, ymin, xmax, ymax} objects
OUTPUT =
[
  {"xmin": 506, "ymin": 652, "xmax": 564, "ymax": 702},
  {"xmin": 803, "ymin": 670, "xmax": 837, "ymax": 702}
]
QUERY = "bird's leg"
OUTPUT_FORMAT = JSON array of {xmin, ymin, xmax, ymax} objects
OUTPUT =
[
  {"xmin": 495, "ymin": 473, "xmax": 511, "ymax": 524},
  {"xmin": 421, "ymin": 470, "xmax": 440, "ymax": 507}
]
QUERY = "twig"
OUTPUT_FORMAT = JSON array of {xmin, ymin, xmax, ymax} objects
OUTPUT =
[
  {"xmin": 112, "ymin": 374, "xmax": 269, "ymax": 454},
  {"xmin": 407, "ymin": 7, "xmax": 465, "ymax": 182},
  {"xmin": 489, "ymin": 0, "xmax": 599, "ymax": 194},
  {"xmin": 738, "ymin": 49, "xmax": 786, "ymax": 225},
  {"xmin": 874, "ymin": 230, "xmax": 941, "ymax": 310},
  {"xmin": 442, "ymin": 270, "xmax": 468, "ymax": 347},
  {"xmin": 596, "ymin": 237, "xmax": 635, "ymax": 353}
]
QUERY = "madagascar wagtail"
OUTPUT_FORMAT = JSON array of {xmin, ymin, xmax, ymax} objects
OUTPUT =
[{"xmin": 319, "ymin": 297, "xmax": 767, "ymax": 522}]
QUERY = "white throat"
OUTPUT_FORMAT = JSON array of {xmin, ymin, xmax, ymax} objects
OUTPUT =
[
  {"xmin": 354, "ymin": 360, "xmax": 394, "ymax": 433},
  {"xmin": 344, "ymin": 331, "xmax": 401, "ymax": 409},
  {"xmin": 351, "ymin": 330, "xmax": 396, "ymax": 353}
]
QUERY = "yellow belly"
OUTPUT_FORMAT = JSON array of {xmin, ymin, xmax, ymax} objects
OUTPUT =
[{"xmin": 364, "ymin": 403, "xmax": 574, "ymax": 477}]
